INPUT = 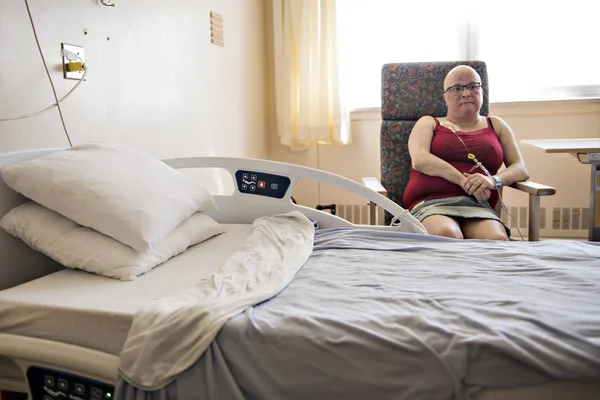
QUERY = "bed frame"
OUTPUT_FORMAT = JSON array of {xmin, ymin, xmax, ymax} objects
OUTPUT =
[
  {"xmin": 1, "ymin": 149, "xmax": 599, "ymax": 400},
  {"xmin": 0, "ymin": 148, "xmax": 426, "ymax": 397}
]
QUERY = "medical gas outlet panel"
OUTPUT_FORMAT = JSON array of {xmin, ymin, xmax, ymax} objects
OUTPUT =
[
  {"xmin": 235, "ymin": 170, "xmax": 291, "ymax": 199},
  {"xmin": 27, "ymin": 366, "xmax": 114, "ymax": 400}
]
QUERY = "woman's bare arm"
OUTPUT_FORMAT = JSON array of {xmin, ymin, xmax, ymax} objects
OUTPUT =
[{"xmin": 408, "ymin": 116, "xmax": 467, "ymax": 187}]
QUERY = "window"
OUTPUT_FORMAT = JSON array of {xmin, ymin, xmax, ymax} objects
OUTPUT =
[{"xmin": 337, "ymin": 0, "xmax": 600, "ymax": 109}]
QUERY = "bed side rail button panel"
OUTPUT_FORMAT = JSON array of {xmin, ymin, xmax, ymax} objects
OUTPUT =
[
  {"xmin": 27, "ymin": 365, "xmax": 114, "ymax": 400},
  {"xmin": 235, "ymin": 170, "xmax": 291, "ymax": 199}
]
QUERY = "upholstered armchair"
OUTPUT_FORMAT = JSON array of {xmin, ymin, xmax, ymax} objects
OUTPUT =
[{"xmin": 363, "ymin": 61, "xmax": 555, "ymax": 241}]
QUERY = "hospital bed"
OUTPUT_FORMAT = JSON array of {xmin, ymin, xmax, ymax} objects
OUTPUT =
[{"xmin": 1, "ymin": 147, "xmax": 599, "ymax": 400}]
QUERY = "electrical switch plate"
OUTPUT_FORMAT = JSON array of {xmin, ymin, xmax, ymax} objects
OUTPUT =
[{"xmin": 61, "ymin": 43, "xmax": 85, "ymax": 80}]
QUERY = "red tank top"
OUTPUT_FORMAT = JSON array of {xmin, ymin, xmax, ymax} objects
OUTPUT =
[{"xmin": 403, "ymin": 117, "xmax": 504, "ymax": 210}]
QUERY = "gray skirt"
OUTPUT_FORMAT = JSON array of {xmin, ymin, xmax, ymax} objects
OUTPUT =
[{"xmin": 410, "ymin": 195, "xmax": 511, "ymax": 237}]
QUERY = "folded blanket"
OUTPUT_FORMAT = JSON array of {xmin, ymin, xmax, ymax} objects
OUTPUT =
[{"xmin": 118, "ymin": 211, "xmax": 315, "ymax": 389}]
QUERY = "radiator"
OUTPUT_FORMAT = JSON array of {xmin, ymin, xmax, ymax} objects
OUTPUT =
[
  {"xmin": 334, "ymin": 203, "xmax": 589, "ymax": 238},
  {"xmin": 501, "ymin": 206, "xmax": 590, "ymax": 236},
  {"xmin": 335, "ymin": 203, "xmax": 384, "ymax": 225}
]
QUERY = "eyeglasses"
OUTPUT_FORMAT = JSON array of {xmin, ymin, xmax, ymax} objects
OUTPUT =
[{"xmin": 444, "ymin": 82, "xmax": 482, "ymax": 94}]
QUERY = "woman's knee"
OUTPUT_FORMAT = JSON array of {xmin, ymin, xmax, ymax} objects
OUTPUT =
[
  {"xmin": 476, "ymin": 231, "xmax": 509, "ymax": 241},
  {"xmin": 431, "ymin": 225, "xmax": 464, "ymax": 239},
  {"xmin": 423, "ymin": 216, "xmax": 464, "ymax": 239},
  {"xmin": 462, "ymin": 220, "xmax": 509, "ymax": 241}
]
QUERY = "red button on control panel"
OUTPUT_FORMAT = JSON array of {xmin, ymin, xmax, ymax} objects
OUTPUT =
[{"xmin": 258, "ymin": 181, "xmax": 266, "ymax": 189}]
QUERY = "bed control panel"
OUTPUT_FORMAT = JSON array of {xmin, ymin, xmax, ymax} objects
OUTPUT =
[
  {"xmin": 27, "ymin": 366, "xmax": 114, "ymax": 400},
  {"xmin": 235, "ymin": 170, "xmax": 291, "ymax": 199}
]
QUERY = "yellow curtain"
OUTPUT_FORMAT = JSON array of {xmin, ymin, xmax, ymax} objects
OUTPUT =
[{"xmin": 272, "ymin": 0, "xmax": 350, "ymax": 151}]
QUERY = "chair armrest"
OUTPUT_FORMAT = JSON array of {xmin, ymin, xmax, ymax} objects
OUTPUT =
[
  {"xmin": 506, "ymin": 180, "xmax": 555, "ymax": 241},
  {"xmin": 508, "ymin": 181, "xmax": 556, "ymax": 196},
  {"xmin": 362, "ymin": 177, "xmax": 387, "ymax": 195}
]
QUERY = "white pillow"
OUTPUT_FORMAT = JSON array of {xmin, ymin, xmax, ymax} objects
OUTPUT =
[
  {"xmin": 1, "ymin": 141, "xmax": 216, "ymax": 252},
  {"xmin": 0, "ymin": 202, "xmax": 225, "ymax": 280}
]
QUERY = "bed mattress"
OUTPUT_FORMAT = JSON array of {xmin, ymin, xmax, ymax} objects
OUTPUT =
[
  {"xmin": 0, "ymin": 224, "xmax": 253, "ymax": 355},
  {"xmin": 123, "ymin": 228, "xmax": 600, "ymax": 400}
]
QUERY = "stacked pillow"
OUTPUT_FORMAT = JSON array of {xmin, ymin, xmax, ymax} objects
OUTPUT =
[{"xmin": 0, "ymin": 141, "xmax": 224, "ymax": 280}]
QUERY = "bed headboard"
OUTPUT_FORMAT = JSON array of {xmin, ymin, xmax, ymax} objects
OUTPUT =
[{"xmin": 0, "ymin": 149, "xmax": 64, "ymax": 290}]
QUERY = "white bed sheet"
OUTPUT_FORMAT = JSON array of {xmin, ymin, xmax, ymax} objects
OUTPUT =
[{"xmin": 0, "ymin": 224, "xmax": 253, "ymax": 355}]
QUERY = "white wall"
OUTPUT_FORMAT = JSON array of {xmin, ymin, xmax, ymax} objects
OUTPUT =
[
  {"xmin": 0, "ymin": 0, "xmax": 268, "ymax": 182},
  {"xmin": 273, "ymin": 100, "xmax": 600, "ymax": 239}
]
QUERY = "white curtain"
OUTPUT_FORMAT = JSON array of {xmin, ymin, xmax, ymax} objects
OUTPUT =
[{"xmin": 272, "ymin": 0, "xmax": 350, "ymax": 151}]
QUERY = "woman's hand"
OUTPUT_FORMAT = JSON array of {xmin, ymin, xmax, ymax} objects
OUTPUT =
[
  {"xmin": 462, "ymin": 173, "xmax": 493, "ymax": 203},
  {"xmin": 474, "ymin": 188, "xmax": 491, "ymax": 203}
]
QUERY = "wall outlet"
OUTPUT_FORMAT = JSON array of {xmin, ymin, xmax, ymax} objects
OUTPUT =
[{"xmin": 61, "ymin": 43, "xmax": 85, "ymax": 80}]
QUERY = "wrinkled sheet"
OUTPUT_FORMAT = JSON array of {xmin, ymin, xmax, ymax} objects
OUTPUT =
[
  {"xmin": 116, "ymin": 228, "xmax": 600, "ymax": 400},
  {"xmin": 118, "ymin": 211, "xmax": 315, "ymax": 389}
]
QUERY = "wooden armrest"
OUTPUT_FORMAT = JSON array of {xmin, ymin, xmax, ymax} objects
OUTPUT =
[
  {"xmin": 509, "ymin": 181, "xmax": 556, "ymax": 196},
  {"xmin": 362, "ymin": 177, "xmax": 387, "ymax": 195}
]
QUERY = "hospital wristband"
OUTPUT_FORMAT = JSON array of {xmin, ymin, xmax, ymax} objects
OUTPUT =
[{"xmin": 491, "ymin": 175, "xmax": 501, "ymax": 190}]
